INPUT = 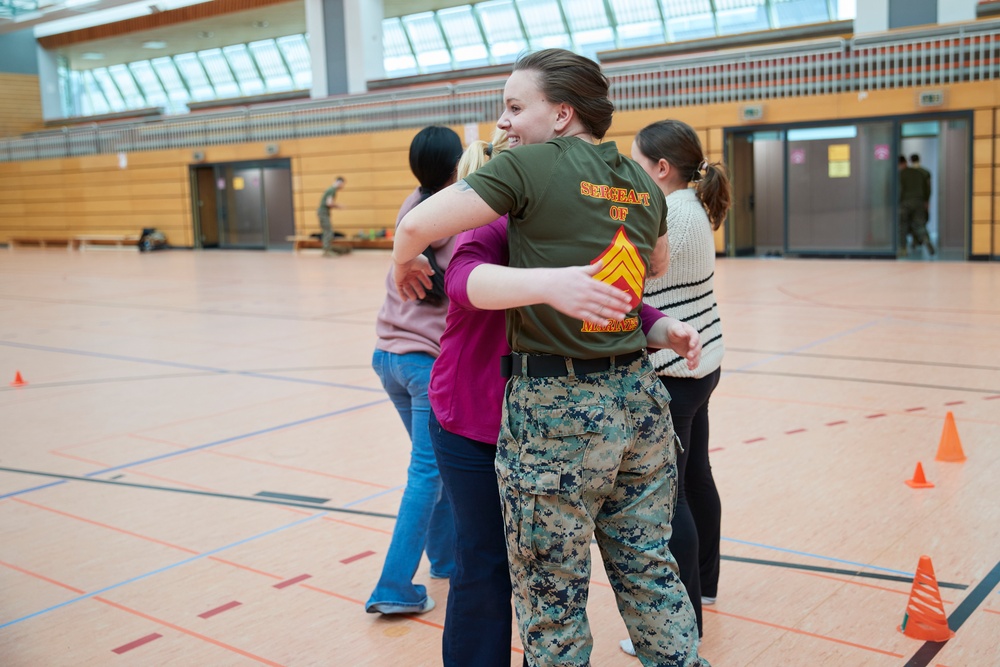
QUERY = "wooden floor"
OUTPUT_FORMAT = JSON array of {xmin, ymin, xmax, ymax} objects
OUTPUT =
[{"xmin": 1, "ymin": 249, "xmax": 998, "ymax": 667}]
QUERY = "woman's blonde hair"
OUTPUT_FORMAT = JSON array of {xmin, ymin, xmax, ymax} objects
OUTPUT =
[{"xmin": 458, "ymin": 128, "xmax": 509, "ymax": 180}]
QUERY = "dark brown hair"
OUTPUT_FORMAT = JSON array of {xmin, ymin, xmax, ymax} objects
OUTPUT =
[
  {"xmin": 513, "ymin": 49, "xmax": 614, "ymax": 140},
  {"xmin": 634, "ymin": 119, "xmax": 732, "ymax": 230}
]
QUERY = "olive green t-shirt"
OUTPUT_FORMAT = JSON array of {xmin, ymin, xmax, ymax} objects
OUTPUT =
[
  {"xmin": 899, "ymin": 166, "xmax": 929, "ymax": 203},
  {"xmin": 464, "ymin": 137, "xmax": 667, "ymax": 358},
  {"xmin": 317, "ymin": 184, "xmax": 339, "ymax": 216}
]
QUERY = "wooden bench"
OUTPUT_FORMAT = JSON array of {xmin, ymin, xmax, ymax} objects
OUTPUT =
[
  {"xmin": 74, "ymin": 234, "xmax": 140, "ymax": 250},
  {"xmin": 7, "ymin": 237, "xmax": 74, "ymax": 251}
]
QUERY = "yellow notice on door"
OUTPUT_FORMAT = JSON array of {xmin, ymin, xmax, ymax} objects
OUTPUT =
[
  {"xmin": 828, "ymin": 144, "xmax": 850, "ymax": 161},
  {"xmin": 828, "ymin": 161, "xmax": 850, "ymax": 178},
  {"xmin": 233, "ymin": 176, "xmax": 245, "ymax": 190}
]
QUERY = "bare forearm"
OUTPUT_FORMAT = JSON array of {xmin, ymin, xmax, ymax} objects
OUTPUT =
[
  {"xmin": 467, "ymin": 264, "xmax": 558, "ymax": 310},
  {"xmin": 393, "ymin": 182, "xmax": 499, "ymax": 264}
]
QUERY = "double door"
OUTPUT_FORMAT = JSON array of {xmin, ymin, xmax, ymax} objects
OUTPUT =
[
  {"xmin": 727, "ymin": 114, "xmax": 970, "ymax": 259},
  {"xmin": 191, "ymin": 159, "xmax": 295, "ymax": 250}
]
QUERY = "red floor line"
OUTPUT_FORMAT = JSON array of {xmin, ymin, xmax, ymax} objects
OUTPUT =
[
  {"xmin": 198, "ymin": 600, "xmax": 242, "ymax": 619},
  {"xmin": 866, "ymin": 413, "xmax": 886, "ymax": 419},
  {"xmin": 905, "ymin": 407, "xmax": 926, "ymax": 412},
  {"xmin": 207, "ymin": 556, "xmax": 284, "ymax": 579},
  {"xmin": 94, "ymin": 596, "xmax": 286, "ymax": 666},
  {"xmin": 0, "ymin": 558, "xmax": 86, "ymax": 594},
  {"xmin": 299, "ymin": 583, "xmax": 366, "ymax": 605},
  {"xmin": 702, "ymin": 607, "xmax": 905, "ymax": 658},
  {"xmin": 985, "ymin": 395, "xmax": 1000, "ymax": 400},
  {"xmin": 322, "ymin": 516, "xmax": 393, "ymax": 535},
  {"xmin": 826, "ymin": 420, "xmax": 847, "ymax": 426},
  {"xmin": 274, "ymin": 574, "xmax": 311, "ymax": 589},
  {"xmin": 785, "ymin": 428, "xmax": 806, "ymax": 435},
  {"xmin": 744, "ymin": 437, "xmax": 766, "ymax": 444},
  {"xmin": 983, "ymin": 608, "xmax": 1000, "ymax": 615},
  {"xmin": 207, "ymin": 449, "xmax": 392, "ymax": 490},
  {"xmin": 112, "ymin": 632, "xmax": 162, "ymax": 654},
  {"xmin": 340, "ymin": 550, "xmax": 375, "ymax": 564},
  {"xmin": 797, "ymin": 570, "xmax": 954, "ymax": 604},
  {"xmin": 944, "ymin": 401, "xmax": 964, "ymax": 406},
  {"xmin": 48, "ymin": 450, "xmax": 220, "ymax": 492},
  {"xmin": 10, "ymin": 497, "xmax": 199, "ymax": 554}
]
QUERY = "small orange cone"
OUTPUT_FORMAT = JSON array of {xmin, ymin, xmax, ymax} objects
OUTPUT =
[
  {"xmin": 935, "ymin": 412, "xmax": 966, "ymax": 462},
  {"xmin": 899, "ymin": 555, "xmax": 955, "ymax": 641},
  {"xmin": 9, "ymin": 371, "xmax": 27, "ymax": 387},
  {"xmin": 905, "ymin": 462, "xmax": 934, "ymax": 488}
]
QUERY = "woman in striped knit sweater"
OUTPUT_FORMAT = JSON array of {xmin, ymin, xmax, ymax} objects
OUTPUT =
[{"xmin": 629, "ymin": 119, "xmax": 731, "ymax": 646}]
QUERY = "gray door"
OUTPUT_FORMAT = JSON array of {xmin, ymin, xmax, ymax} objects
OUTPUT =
[
  {"xmin": 212, "ymin": 159, "xmax": 295, "ymax": 250},
  {"xmin": 263, "ymin": 167, "xmax": 295, "ymax": 249}
]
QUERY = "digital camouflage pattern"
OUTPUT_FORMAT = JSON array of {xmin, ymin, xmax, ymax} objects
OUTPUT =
[{"xmin": 496, "ymin": 355, "xmax": 708, "ymax": 667}]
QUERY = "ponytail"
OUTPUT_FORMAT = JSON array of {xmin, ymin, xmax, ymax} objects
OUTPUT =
[{"xmin": 695, "ymin": 161, "xmax": 731, "ymax": 231}]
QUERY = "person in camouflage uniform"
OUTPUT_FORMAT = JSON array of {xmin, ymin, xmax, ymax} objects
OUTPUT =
[
  {"xmin": 898, "ymin": 156, "xmax": 933, "ymax": 256},
  {"xmin": 392, "ymin": 48, "xmax": 707, "ymax": 667}
]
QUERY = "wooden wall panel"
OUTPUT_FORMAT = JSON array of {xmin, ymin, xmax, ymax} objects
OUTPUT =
[
  {"xmin": 3, "ymin": 83, "xmax": 1000, "ymax": 256},
  {"xmin": 0, "ymin": 74, "xmax": 43, "ymax": 138}
]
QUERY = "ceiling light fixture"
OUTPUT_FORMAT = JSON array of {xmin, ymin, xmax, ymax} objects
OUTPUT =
[
  {"xmin": 80, "ymin": 52, "xmax": 105, "ymax": 60},
  {"xmin": 142, "ymin": 40, "xmax": 168, "ymax": 49}
]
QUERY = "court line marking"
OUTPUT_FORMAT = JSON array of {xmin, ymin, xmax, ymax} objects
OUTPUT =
[
  {"xmin": 0, "ymin": 467, "xmax": 397, "ymax": 518},
  {"xmin": 721, "ymin": 554, "xmax": 968, "ymax": 590},
  {"xmin": 0, "ymin": 512, "xmax": 325, "ymax": 630},
  {"xmin": 0, "ymin": 398, "xmax": 388, "ymax": 501},
  {"xmin": 726, "ymin": 347, "xmax": 1000, "ymax": 373},
  {"xmin": 727, "ymin": 319, "xmax": 883, "ymax": 372},
  {"xmin": 725, "ymin": 369, "xmax": 1000, "ymax": 396},
  {"xmin": 97, "ymin": 597, "xmax": 284, "ymax": 666},
  {"xmin": 0, "ymin": 340, "xmax": 384, "ymax": 393},
  {"xmin": 904, "ymin": 558, "xmax": 1000, "ymax": 667},
  {"xmin": 703, "ymin": 606, "xmax": 905, "ymax": 659},
  {"xmin": 722, "ymin": 536, "xmax": 917, "ymax": 577}
]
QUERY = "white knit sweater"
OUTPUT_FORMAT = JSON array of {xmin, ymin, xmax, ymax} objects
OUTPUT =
[{"xmin": 644, "ymin": 188, "xmax": 725, "ymax": 378}]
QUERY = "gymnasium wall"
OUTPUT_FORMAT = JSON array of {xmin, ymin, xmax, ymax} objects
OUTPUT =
[
  {"xmin": 0, "ymin": 74, "xmax": 43, "ymax": 138},
  {"xmin": 2, "ymin": 79, "xmax": 999, "ymax": 256}
]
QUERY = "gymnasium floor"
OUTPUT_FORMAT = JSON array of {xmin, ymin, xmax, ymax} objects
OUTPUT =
[{"xmin": 1, "ymin": 248, "xmax": 998, "ymax": 667}]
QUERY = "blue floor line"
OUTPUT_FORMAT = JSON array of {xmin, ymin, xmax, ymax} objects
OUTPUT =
[
  {"xmin": 726, "ymin": 319, "xmax": 884, "ymax": 373},
  {"xmin": 341, "ymin": 484, "xmax": 405, "ymax": 508},
  {"xmin": 0, "ymin": 398, "xmax": 388, "ymax": 499},
  {"xmin": 0, "ymin": 339, "xmax": 383, "ymax": 392},
  {"xmin": 722, "ymin": 536, "xmax": 914, "ymax": 576},
  {"xmin": 0, "ymin": 512, "xmax": 326, "ymax": 630}
]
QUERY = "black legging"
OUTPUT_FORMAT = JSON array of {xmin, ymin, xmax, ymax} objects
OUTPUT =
[{"xmin": 662, "ymin": 368, "xmax": 723, "ymax": 637}]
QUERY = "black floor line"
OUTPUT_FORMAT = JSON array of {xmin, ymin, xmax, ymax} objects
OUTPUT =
[
  {"xmin": 903, "ymin": 558, "xmax": 1000, "ymax": 666},
  {"xmin": 0, "ymin": 466, "xmax": 396, "ymax": 519},
  {"xmin": 727, "ymin": 369, "xmax": 999, "ymax": 395},
  {"xmin": 721, "ymin": 554, "xmax": 968, "ymax": 590}
]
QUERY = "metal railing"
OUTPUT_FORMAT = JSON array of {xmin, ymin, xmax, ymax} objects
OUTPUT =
[{"xmin": 3, "ymin": 19, "xmax": 1000, "ymax": 162}]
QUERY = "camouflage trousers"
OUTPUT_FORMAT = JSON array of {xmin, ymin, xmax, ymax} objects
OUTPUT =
[{"xmin": 496, "ymin": 354, "xmax": 706, "ymax": 667}]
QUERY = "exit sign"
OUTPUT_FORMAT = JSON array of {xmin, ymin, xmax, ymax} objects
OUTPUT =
[
  {"xmin": 918, "ymin": 91, "xmax": 944, "ymax": 107},
  {"xmin": 740, "ymin": 104, "xmax": 764, "ymax": 121}
]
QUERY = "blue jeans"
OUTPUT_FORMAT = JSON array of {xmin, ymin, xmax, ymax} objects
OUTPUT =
[
  {"xmin": 429, "ymin": 409, "xmax": 522, "ymax": 667},
  {"xmin": 367, "ymin": 349, "xmax": 455, "ymax": 612}
]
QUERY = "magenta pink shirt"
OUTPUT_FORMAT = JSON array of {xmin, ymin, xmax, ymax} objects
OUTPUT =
[{"xmin": 428, "ymin": 217, "xmax": 667, "ymax": 445}]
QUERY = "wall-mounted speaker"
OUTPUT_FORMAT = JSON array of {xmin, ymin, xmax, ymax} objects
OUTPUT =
[
  {"xmin": 265, "ymin": 143, "xmax": 280, "ymax": 156},
  {"xmin": 192, "ymin": 151, "xmax": 205, "ymax": 162}
]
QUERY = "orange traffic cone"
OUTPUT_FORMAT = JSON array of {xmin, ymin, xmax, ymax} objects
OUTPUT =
[
  {"xmin": 935, "ymin": 412, "xmax": 966, "ymax": 463},
  {"xmin": 9, "ymin": 371, "xmax": 27, "ymax": 387},
  {"xmin": 899, "ymin": 555, "xmax": 955, "ymax": 641},
  {"xmin": 905, "ymin": 462, "xmax": 934, "ymax": 488}
]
